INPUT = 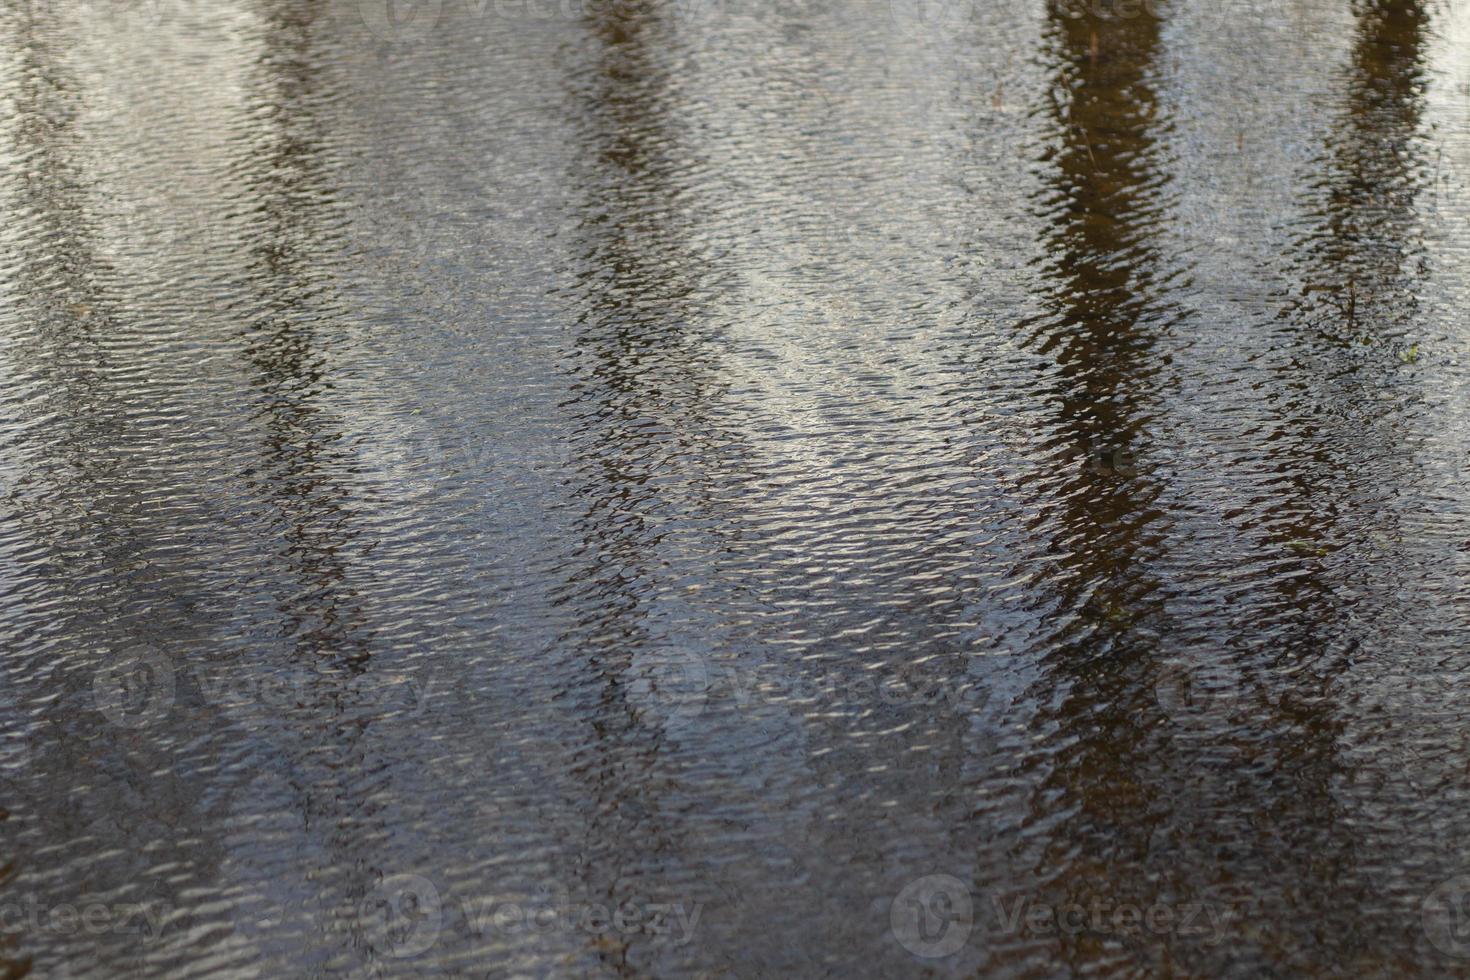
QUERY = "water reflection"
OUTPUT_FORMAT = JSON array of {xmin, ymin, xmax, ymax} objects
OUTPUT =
[
  {"xmin": 2, "ymin": 0, "xmax": 1470, "ymax": 974},
  {"xmin": 222, "ymin": 3, "xmax": 416, "ymax": 969},
  {"xmin": 1009, "ymin": 0, "xmax": 1447, "ymax": 970},
  {"xmin": 1023, "ymin": 0, "xmax": 1177, "ymax": 645},
  {"xmin": 0, "ymin": 5, "xmax": 253, "ymax": 972},
  {"xmin": 234, "ymin": 0, "xmax": 367, "ymax": 664},
  {"xmin": 1008, "ymin": 1, "xmax": 1201, "ymax": 970},
  {"xmin": 1287, "ymin": 0, "xmax": 1429, "ymax": 345},
  {"xmin": 1254, "ymin": 0, "xmax": 1431, "ymax": 618},
  {"xmin": 0, "ymin": 810, "xmax": 28, "ymax": 978},
  {"xmin": 1242, "ymin": 4, "xmax": 1467, "ymax": 967},
  {"xmin": 557, "ymin": 3, "xmax": 999, "ymax": 971},
  {"xmin": 558, "ymin": 0, "xmax": 726, "ymax": 965}
]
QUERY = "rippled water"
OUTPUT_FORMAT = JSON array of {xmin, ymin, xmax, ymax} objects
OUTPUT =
[{"xmin": 2, "ymin": 0, "xmax": 1470, "ymax": 975}]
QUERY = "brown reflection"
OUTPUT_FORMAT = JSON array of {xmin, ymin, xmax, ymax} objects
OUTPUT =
[
  {"xmin": 227, "ymin": 1, "xmax": 416, "ymax": 963},
  {"xmin": 1020, "ymin": 7, "xmax": 1175, "ymax": 688},
  {"xmin": 0, "ymin": 0, "xmax": 387, "ymax": 968},
  {"xmin": 0, "ymin": 4, "xmax": 252, "ymax": 968},
  {"xmin": 234, "ymin": 1, "xmax": 368, "ymax": 665},
  {"xmin": 1285, "ymin": 0, "xmax": 1429, "ymax": 346},
  {"xmin": 1008, "ymin": 0, "xmax": 1434, "ymax": 971},
  {"xmin": 555, "ymin": 0, "xmax": 723, "ymax": 960},
  {"xmin": 559, "ymin": 0, "xmax": 704, "ymax": 643},
  {"xmin": 1020, "ymin": 0, "xmax": 1177, "ymax": 646},
  {"xmin": 1251, "ymin": 0, "xmax": 1429, "ymax": 670},
  {"xmin": 1242, "ymin": 4, "xmax": 1432, "ymax": 967},
  {"xmin": 0, "ymin": 815, "xmax": 30, "ymax": 978},
  {"xmin": 1262, "ymin": 0, "xmax": 1430, "ymax": 600},
  {"xmin": 1006, "ymin": 2, "xmax": 1197, "ymax": 972},
  {"xmin": 1227, "ymin": 2, "xmax": 1433, "ymax": 962},
  {"xmin": 1227, "ymin": 0, "xmax": 1430, "ymax": 719},
  {"xmin": 560, "ymin": 5, "xmax": 1017, "ymax": 969}
]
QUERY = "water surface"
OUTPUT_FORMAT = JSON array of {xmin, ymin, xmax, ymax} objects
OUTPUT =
[{"xmin": 2, "ymin": 0, "xmax": 1470, "ymax": 975}]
